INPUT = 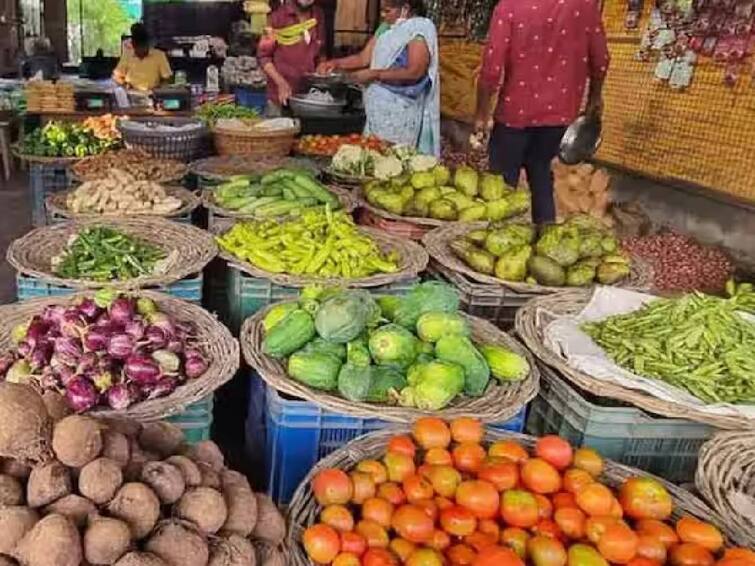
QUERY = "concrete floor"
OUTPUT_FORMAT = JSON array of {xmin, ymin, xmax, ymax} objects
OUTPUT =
[{"xmin": 0, "ymin": 171, "xmax": 33, "ymax": 304}]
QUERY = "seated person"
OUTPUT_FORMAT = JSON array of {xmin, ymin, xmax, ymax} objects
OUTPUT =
[{"xmin": 113, "ymin": 24, "xmax": 172, "ymax": 91}]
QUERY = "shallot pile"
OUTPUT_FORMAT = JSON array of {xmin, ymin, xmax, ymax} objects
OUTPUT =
[
  {"xmin": 622, "ymin": 230, "xmax": 734, "ymax": 293},
  {"xmin": 0, "ymin": 292, "xmax": 209, "ymax": 413}
]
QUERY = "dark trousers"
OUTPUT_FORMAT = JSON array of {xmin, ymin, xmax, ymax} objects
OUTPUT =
[{"xmin": 488, "ymin": 124, "xmax": 567, "ymax": 224}]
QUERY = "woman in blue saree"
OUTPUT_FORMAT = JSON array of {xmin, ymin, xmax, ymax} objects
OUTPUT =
[{"xmin": 318, "ymin": 0, "xmax": 440, "ymax": 156}]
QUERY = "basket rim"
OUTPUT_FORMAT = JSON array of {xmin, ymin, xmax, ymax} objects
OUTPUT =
[
  {"xmin": 45, "ymin": 185, "xmax": 200, "ymax": 220},
  {"xmin": 241, "ymin": 301, "xmax": 539, "ymax": 423},
  {"xmin": 12, "ymin": 145, "xmax": 86, "ymax": 165},
  {"xmin": 71, "ymin": 150, "xmax": 188, "ymax": 184},
  {"xmin": 355, "ymin": 186, "xmax": 449, "ymax": 227},
  {"xmin": 422, "ymin": 221, "xmax": 654, "ymax": 295},
  {"xmin": 285, "ymin": 427, "xmax": 728, "ymax": 566},
  {"xmin": 212, "ymin": 122, "xmax": 301, "ymax": 139},
  {"xmin": 695, "ymin": 430, "xmax": 755, "ymax": 548},
  {"xmin": 6, "ymin": 217, "xmax": 217, "ymax": 290},
  {"xmin": 514, "ymin": 289, "xmax": 755, "ymax": 430},
  {"xmin": 189, "ymin": 155, "xmax": 321, "ymax": 181},
  {"xmin": 0, "ymin": 290, "xmax": 239, "ymax": 422},
  {"xmin": 212, "ymin": 221, "xmax": 429, "ymax": 288}
]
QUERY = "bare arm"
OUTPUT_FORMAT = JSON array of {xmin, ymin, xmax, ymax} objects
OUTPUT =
[{"xmin": 320, "ymin": 36, "xmax": 376, "ymax": 72}]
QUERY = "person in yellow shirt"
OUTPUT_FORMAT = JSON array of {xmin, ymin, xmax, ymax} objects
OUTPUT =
[{"xmin": 113, "ymin": 24, "xmax": 172, "ymax": 91}]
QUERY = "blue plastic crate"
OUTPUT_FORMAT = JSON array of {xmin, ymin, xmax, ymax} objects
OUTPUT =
[
  {"xmin": 234, "ymin": 87, "xmax": 267, "ymax": 113},
  {"xmin": 16, "ymin": 273, "xmax": 204, "ymax": 304},
  {"xmin": 261, "ymin": 383, "xmax": 527, "ymax": 505},
  {"xmin": 166, "ymin": 395, "xmax": 214, "ymax": 444},
  {"xmin": 30, "ymin": 163, "xmax": 72, "ymax": 227}
]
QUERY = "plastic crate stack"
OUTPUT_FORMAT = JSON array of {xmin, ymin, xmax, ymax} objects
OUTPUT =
[{"xmin": 30, "ymin": 162, "xmax": 71, "ymax": 227}]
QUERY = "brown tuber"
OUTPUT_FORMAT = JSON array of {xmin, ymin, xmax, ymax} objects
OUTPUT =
[
  {"xmin": 0, "ymin": 507, "xmax": 38, "ymax": 554},
  {"xmin": 182, "ymin": 442, "xmax": 224, "ymax": 472},
  {"xmin": 100, "ymin": 418, "xmax": 142, "ymax": 439},
  {"xmin": 220, "ymin": 473, "xmax": 256, "ymax": 537},
  {"xmin": 208, "ymin": 535, "xmax": 255, "ymax": 566},
  {"xmin": 145, "ymin": 520, "xmax": 208, "ymax": 566},
  {"xmin": 1, "ymin": 461, "xmax": 30, "ymax": 481},
  {"xmin": 52, "ymin": 415, "xmax": 102, "ymax": 468},
  {"xmin": 252, "ymin": 542, "xmax": 284, "ymax": 566},
  {"xmin": 0, "ymin": 556, "xmax": 18, "ymax": 566},
  {"xmin": 107, "ymin": 483, "xmax": 160, "ymax": 539},
  {"xmin": 0, "ymin": 384, "xmax": 52, "ymax": 463},
  {"xmin": 101, "ymin": 431, "xmax": 131, "ymax": 468},
  {"xmin": 163, "ymin": 456, "xmax": 201, "ymax": 487},
  {"xmin": 84, "ymin": 517, "xmax": 132, "ymax": 565},
  {"xmin": 114, "ymin": 553, "xmax": 168, "ymax": 566},
  {"xmin": 175, "ymin": 487, "xmax": 227, "ymax": 534},
  {"xmin": 140, "ymin": 462, "xmax": 185, "ymax": 505},
  {"xmin": 43, "ymin": 494, "xmax": 96, "ymax": 528},
  {"xmin": 249, "ymin": 494, "xmax": 285, "ymax": 546},
  {"xmin": 0, "ymin": 475, "xmax": 23, "ymax": 506},
  {"xmin": 13, "ymin": 513, "xmax": 81, "ymax": 566},
  {"xmin": 197, "ymin": 464, "xmax": 221, "ymax": 490},
  {"xmin": 78, "ymin": 458, "xmax": 123, "ymax": 505},
  {"xmin": 40, "ymin": 391, "xmax": 71, "ymax": 423},
  {"xmin": 26, "ymin": 461, "xmax": 71, "ymax": 508},
  {"xmin": 138, "ymin": 424, "xmax": 184, "ymax": 458}
]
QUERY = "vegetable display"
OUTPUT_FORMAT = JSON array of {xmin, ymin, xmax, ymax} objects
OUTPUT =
[
  {"xmin": 195, "ymin": 100, "xmax": 260, "ymax": 126},
  {"xmin": 73, "ymin": 150, "xmax": 187, "ymax": 182},
  {"xmin": 582, "ymin": 282, "xmax": 755, "ymax": 404},
  {"xmin": 0, "ymin": 292, "xmax": 209, "ymax": 412},
  {"xmin": 553, "ymin": 162, "xmax": 612, "ymax": 225},
  {"xmin": 452, "ymin": 215, "xmax": 630, "ymax": 286},
  {"xmin": 295, "ymin": 134, "xmax": 389, "ymax": 157},
  {"xmin": 66, "ymin": 170, "xmax": 183, "ymax": 216},
  {"xmin": 364, "ymin": 165, "xmax": 531, "ymax": 222},
  {"xmin": 52, "ymin": 227, "xmax": 170, "ymax": 282},
  {"xmin": 331, "ymin": 144, "xmax": 437, "ymax": 180},
  {"xmin": 261, "ymin": 283, "xmax": 529, "ymax": 410},
  {"xmin": 21, "ymin": 122, "xmax": 119, "ymax": 158},
  {"xmin": 0, "ymin": 386, "xmax": 287, "ymax": 566},
  {"xmin": 217, "ymin": 208, "xmax": 399, "ymax": 277},
  {"xmin": 300, "ymin": 417, "xmax": 747, "ymax": 566},
  {"xmin": 81, "ymin": 114, "xmax": 121, "ymax": 142},
  {"xmin": 210, "ymin": 168, "xmax": 343, "ymax": 218}
]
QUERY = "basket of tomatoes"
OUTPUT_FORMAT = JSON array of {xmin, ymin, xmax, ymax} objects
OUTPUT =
[
  {"xmin": 295, "ymin": 134, "xmax": 390, "ymax": 157},
  {"xmin": 287, "ymin": 416, "xmax": 750, "ymax": 566}
]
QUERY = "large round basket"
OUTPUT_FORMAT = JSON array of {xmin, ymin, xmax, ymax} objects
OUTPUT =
[
  {"xmin": 12, "ymin": 146, "xmax": 84, "ymax": 165},
  {"xmin": 213, "ymin": 122, "xmax": 300, "ymax": 159},
  {"xmin": 6, "ymin": 217, "xmax": 217, "ymax": 290},
  {"xmin": 696, "ymin": 431, "xmax": 755, "ymax": 547},
  {"xmin": 357, "ymin": 207, "xmax": 432, "ymax": 241},
  {"xmin": 285, "ymin": 428, "xmax": 726, "ymax": 566},
  {"xmin": 242, "ymin": 305, "xmax": 538, "ymax": 423},
  {"xmin": 71, "ymin": 150, "xmax": 188, "ymax": 184},
  {"xmin": 45, "ymin": 186, "xmax": 200, "ymax": 222},
  {"xmin": 203, "ymin": 185, "xmax": 358, "ymax": 223},
  {"xmin": 0, "ymin": 291, "xmax": 239, "ymax": 422},
  {"xmin": 423, "ymin": 221, "xmax": 654, "ymax": 295},
  {"xmin": 322, "ymin": 166, "xmax": 373, "ymax": 187},
  {"xmin": 190, "ymin": 155, "xmax": 321, "ymax": 181},
  {"xmin": 119, "ymin": 118, "xmax": 209, "ymax": 162},
  {"xmin": 213, "ymin": 222, "xmax": 428, "ymax": 288},
  {"xmin": 356, "ymin": 186, "xmax": 452, "ymax": 229},
  {"xmin": 515, "ymin": 289, "xmax": 753, "ymax": 430}
]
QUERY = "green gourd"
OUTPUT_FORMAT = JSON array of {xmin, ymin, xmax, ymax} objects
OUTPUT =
[
  {"xmin": 435, "ymin": 334, "xmax": 491, "ymax": 397},
  {"xmin": 287, "ymin": 351, "xmax": 342, "ymax": 391},
  {"xmin": 263, "ymin": 309, "xmax": 315, "ymax": 358}
]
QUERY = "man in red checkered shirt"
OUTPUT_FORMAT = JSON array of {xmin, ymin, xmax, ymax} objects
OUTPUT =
[{"xmin": 475, "ymin": 0, "xmax": 609, "ymax": 224}]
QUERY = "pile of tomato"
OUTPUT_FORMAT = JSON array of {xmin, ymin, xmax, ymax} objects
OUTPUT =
[
  {"xmin": 295, "ymin": 134, "xmax": 390, "ymax": 157},
  {"xmin": 301, "ymin": 417, "xmax": 753, "ymax": 566}
]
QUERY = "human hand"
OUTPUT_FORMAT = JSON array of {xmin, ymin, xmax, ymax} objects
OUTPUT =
[
  {"xmin": 277, "ymin": 79, "xmax": 293, "ymax": 105},
  {"xmin": 316, "ymin": 61, "xmax": 337, "ymax": 75},
  {"xmin": 350, "ymin": 69, "xmax": 378, "ymax": 85}
]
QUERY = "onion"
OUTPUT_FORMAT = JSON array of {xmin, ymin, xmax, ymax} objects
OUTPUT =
[
  {"xmin": 26, "ymin": 317, "xmax": 50, "ymax": 342},
  {"xmin": 125, "ymin": 320, "xmax": 146, "ymax": 341},
  {"xmin": 39, "ymin": 366, "xmax": 59, "ymax": 389},
  {"xmin": 84, "ymin": 328, "xmax": 109, "ymax": 352},
  {"xmin": 65, "ymin": 377, "xmax": 98, "ymax": 412},
  {"xmin": 60, "ymin": 310, "xmax": 87, "ymax": 339},
  {"xmin": 17, "ymin": 340, "xmax": 33, "ymax": 358},
  {"xmin": 146, "ymin": 312, "xmax": 175, "ymax": 339},
  {"xmin": 108, "ymin": 334, "xmax": 135, "ymax": 360},
  {"xmin": 124, "ymin": 355, "xmax": 160, "ymax": 385},
  {"xmin": 29, "ymin": 346, "xmax": 52, "ymax": 372},
  {"xmin": 137, "ymin": 297, "xmax": 158, "ymax": 316},
  {"xmin": 184, "ymin": 353, "xmax": 208, "ymax": 379},
  {"xmin": 144, "ymin": 326, "xmax": 168, "ymax": 349},
  {"xmin": 76, "ymin": 352, "xmax": 98, "ymax": 374},
  {"xmin": 166, "ymin": 339, "xmax": 183, "ymax": 354},
  {"xmin": 42, "ymin": 304, "xmax": 66, "ymax": 326},
  {"xmin": 144, "ymin": 376, "xmax": 178, "ymax": 400},
  {"xmin": 152, "ymin": 350, "xmax": 180, "ymax": 373},
  {"xmin": 109, "ymin": 298, "xmax": 135, "ymax": 325},
  {"xmin": 106, "ymin": 383, "xmax": 133, "ymax": 410},
  {"xmin": 54, "ymin": 336, "xmax": 83, "ymax": 365},
  {"xmin": 77, "ymin": 298, "xmax": 102, "ymax": 322},
  {"xmin": 55, "ymin": 365, "xmax": 76, "ymax": 387}
]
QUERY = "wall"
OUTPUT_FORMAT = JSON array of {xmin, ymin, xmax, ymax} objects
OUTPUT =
[
  {"xmin": 0, "ymin": 0, "xmax": 19, "ymax": 74},
  {"xmin": 44, "ymin": 0, "xmax": 67, "ymax": 62}
]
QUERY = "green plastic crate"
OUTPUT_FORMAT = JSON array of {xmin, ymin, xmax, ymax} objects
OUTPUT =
[
  {"xmin": 526, "ymin": 365, "xmax": 716, "ymax": 484},
  {"xmin": 166, "ymin": 396, "xmax": 213, "ymax": 444},
  {"xmin": 219, "ymin": 265, "xmax": 420, "ymax": 334}
]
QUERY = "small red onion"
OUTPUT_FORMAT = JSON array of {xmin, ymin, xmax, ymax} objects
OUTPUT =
[
  {"xmin": 184, "ymin": 353, "xmax": 208, "ymax": 379},
  {"xmin": 144, "ymin": 326, "xmax": 167, "ymax": 349},
  {"xmin": 54, "ymin": 336, "xmax": 83, "ymax": 364},
  {"xmin": 42, "ymin": 305, "xmax": 66, "ymax": 326},
  {"xmin": 125, "ymin": 320, "xmax": 145, "ymax": 341},
  {"xmin": 106, "ymin": 384, "xmax": 133, "ymax": 410},
  {"xmin": 108, "ymin": 334, "xmax": 135, "ymax": 360},
  {"xmin": 29, "ymin": 346, "xmax": 51, "ymax": 372},
  {"xmin": 26, "ymin": 317, "xmax": 49, "ymax": 342},
  {"xmin": 17, "ymin": 340, "xmax": 33, "ymax": 358},
  {"xmin": 60, "ymin": 310, "xmax": 87, "ymax": 339},
  {"xmin": 144, "ymin": 376, "xmax": 178, "ymax": 400},
  {"xmin": 76, "ymin": 352, "xmax": 98, "ymax": 374},
  {"xmin": 84, "ymin": 329, "xmax": 109, "ymax": 352},
  {"xmin": 55, "ymin": 365, "xmax": 76, "ymax": 387},
  {"xmin": 146, "ymin": 312, "xmax": 175, "ymax": 339},
  {"xmin": 166, "ymin": 339, "xmax": 183, "ymax": 354},
  {"xmin": 65, "ymin": 377, "xmax": 98, "ymax": 413},
  {"xmin": 109, "ymin": 298, "xmax": 135, "ymax": 325},
  {"xmin": 77, "ymin": 298, "xmax": 102, "ymax": 322},
  {"xmin": 124, "ymin": 355, "xmax": 160, "ymax": 385}
]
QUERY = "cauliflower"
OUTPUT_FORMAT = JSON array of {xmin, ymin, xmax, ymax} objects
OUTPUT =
[
  {"xmin": 332, "ymin": 144, "xmax": 369, "ymax": 175},
  {"xmin": 373, "ymin": 155, "xmax": 404, "ymax": 180},
  {"xmin": 408, "ymin": 154, "xmax": 438, "ymax": 173}
]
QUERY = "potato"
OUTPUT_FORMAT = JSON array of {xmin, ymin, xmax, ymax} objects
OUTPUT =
[
  {"xmin": 145, "ymin": 520, "xmax": 208, "ymax": 566},
  {"xmin": 26, "ymin": 461, "xmax": 71, "ymax": 508},
  {"xmin": 197, "ymin": 464, "xmax": 221, "ymax": 490},
  {"xmin": 0, "ymin": 475, "xmax": 23, "ymax": 506},
  {"xmin": 42, "ymin": 494, "xmax": 96, "ymax": 528},
  {"xmin": 40, "ymin": 391, "xmax": 70, "ymax": 423},
  {"xmin": 1, "ymin": 461, "xmax": 30, "ymax": 481},
  {"xmin": 0, "ymin": 507, "xmax": 38, "ymax": 554},
  {"xmin": 182, "ymin": 442, "xmax": 224, "ymax": 472},
  {"xmin": 164, "ymin": 456, "xmax": 201, "ymax": 487},
  {"xmin": 79, "ymin": 458, "xmax": 123, "ymax": 505},
  {"xmin": 220, "ymin": 474, "xmax": 256, "ymax": 537},
  {"xmin": 102, "ymin": 431, "xmax": 131, "ymax": 468},
  {"xmin": 175, "ymin": 488, "xmax": 227, "ymax": 534},
  {"xmin": 140, "ymin": 462, "xmax": 185, "ymax": 505},
  {"xmin": 123, "ymin": 440, "xmax": 157, "ymax": 482},
  {"xmin": 13, "ymin": 513, "xmax": 81, "ymax": 566},
  {"xmin": 138, "ymin": 424, "xmax": 185, "ymax": 458},
  {"xmin": 0, "ymin": 555, "xmax": 17, "ymax": 566},
  {"xmin": 208, "ymin": 535, "xmax": 255, "ymax": 566},
  {"xmin": 107, "ymin": 483, "xmax": 160, "ymax": 539},
  {"xmin": 101, "ymin": 418, "xmax": 142, "ymax": 439},
  {"xmin": 250, "ymin": 494, "xmax": 285, "ymax": 545},
  {"xmin": 0, "ymin": 384, "xmax": 52, "ymax": 463},
  {"xmin": 84, "ymin": 518, "xmax": 132, "ymax": 565},
  {"xmin": 52, "ymin": 415, "xmax": 102, "ymax": 468},
  {"xmin": 115, "ymin": 553, "xmax": 168, "ymax": 566},
  {"xmin": 252, "ymin": 543, "xmax": 284, "ymax": 566}
]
